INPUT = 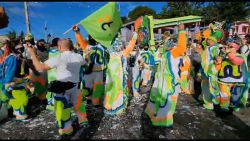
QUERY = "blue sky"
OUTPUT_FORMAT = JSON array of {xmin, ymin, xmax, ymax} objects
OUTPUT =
[{"xmin": 0, "ymin": 2, "xmax": 167, "ymax": 43}]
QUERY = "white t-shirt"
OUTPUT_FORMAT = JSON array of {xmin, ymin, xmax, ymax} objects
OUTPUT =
[{"xmin": 45, "ymin": 51, "xmax": 85, "ymax": 83}]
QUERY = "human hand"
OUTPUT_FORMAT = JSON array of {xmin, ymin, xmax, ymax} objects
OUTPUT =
[{"xmin": 72, "ymin": 25, "xmax": 80, "ymax": 32}]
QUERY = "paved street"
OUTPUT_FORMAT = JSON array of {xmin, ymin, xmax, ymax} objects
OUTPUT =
[{"xmin": 0, "ymin": 89, "xmax": 250, "ymax": 139}]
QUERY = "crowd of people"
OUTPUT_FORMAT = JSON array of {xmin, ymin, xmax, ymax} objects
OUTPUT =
[{"xmin": 0, "ymin": 19, "xmax": 249, "ymax": 138}]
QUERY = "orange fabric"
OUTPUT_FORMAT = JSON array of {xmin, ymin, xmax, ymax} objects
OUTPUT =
[
  {"xmin": 203, "ymin": 29, "xmax": 211, "ymax": 39},
  {"xmin": 38, "ymin": 93, "xmax": 46, "ymax": 100},
  {"xmin": 134, "ymin": 17, "xmax": 142, "ymax": 32},
  {"xmin": 122, "ymin": 38, "xmax": 137, "ymax": 58},
  {"xmin": 171, "ymin": 31, "xmax": 187, "ymax": 58},
  {"xmin": 74, "ymin": 92, "xmax": 83, "ymax": 111},
  {"xmin": 92, "ymin": 98, "xmax": 100, "ymax": 105},
  {"xmin": 180, "ymin": 57, "xmax": 190, "ymax": 72},
  {"xmin": 31, "ymin": 77, "xmax": 46, "ymax": 86},
  {"xmin": 75, "ymin": 31, "xmax": 88, "ymax": 51},
  {"xmin": 0, "ymin": 49, "xmax": 9, "ymax": 64},
  {"xmin": 195, "ymin": 32, "xmax": 201, "ymax": 43},
  {"xmin": 215, "ymin": 63, "xmax": 222, "ymax": 71}
]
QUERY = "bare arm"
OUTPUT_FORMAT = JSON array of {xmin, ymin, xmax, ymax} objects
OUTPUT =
[
  {"xmin": 122, "ymin": 33, "xmax": 138, "ymax": 58},
  {"xmin": 27, "ymin": 46, "xmax": 50, "ymax": 71},
  {"xmin": 73, "ymin": 25, "xmax": 88, "ymax": 51}
]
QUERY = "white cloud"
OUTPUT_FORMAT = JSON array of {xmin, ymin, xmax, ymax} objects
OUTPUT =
[{"xmin": 28, "ymin": 2, "xmax": 47, "ymax": 8}]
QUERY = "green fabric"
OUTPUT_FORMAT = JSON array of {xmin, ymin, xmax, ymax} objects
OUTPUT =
[
  {"xmin": 148, "ymin": 16, "xmax": 155, "ymax": 51},
  {"xmin": 0, "ymin": 83, "xmax": 8, "ymax": 102},
  {"xmin": 201, "ymin": 45, "xmax": 220, "ymax": 104},
  {"xmin": 8, "ymin": 89, "xmax": 28, "ymax": 115},
  {"xmin": 32, "ymin": 75, "xmax": 47, "ymax": 98},
  {"xmin": 211, "ymin": 30, "xmax": 223, "ymax": 41},
  {"xmin": 105, "ymin": 54, "xmax": 123, "ymax": 107},
  {"xmin": 235, "ymin": 54, "xmax": 249, "ymax": 107},
  {"xmin": 138, "ymin": 16, "xmax": 150, "ymax": 46},
  {"xmin": 207, "ymin": 36, "xmax": 217, "ymax": 43},
  {"xmin": 55, "ymin": 100, "xmax": 71, "ymax": 128},
  {"xmin": 150, "ymin": 52, "xmax": 174, "ymax": 114},
  {"xmin": 80, "ymin": 2, "xmax": 122, "ymax": 48},
  {"xmin": 154, "ymin": 15, "xmax": 202, "ymax": 28}
]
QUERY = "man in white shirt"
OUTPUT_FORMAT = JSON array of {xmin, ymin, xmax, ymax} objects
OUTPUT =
[{"xmin": 26, "ymin": 38, "xmax": 88, "ymax": 136}]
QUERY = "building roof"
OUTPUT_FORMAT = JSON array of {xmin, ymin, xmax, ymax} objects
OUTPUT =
[
  {"xmin": 154, "ymin": 15, "xmax": 202, "ymax": 28},
  {"xmin": 122, "ymin": 15, "xmax": 202, "ymax": 28}
]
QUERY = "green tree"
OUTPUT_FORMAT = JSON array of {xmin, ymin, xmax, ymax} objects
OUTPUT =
[
  {"xmin": 158, "ymin": 4, "xmax": 168, "ymax": 19},
  {"xmin": 167, "ymin": 2, "xmax": 194, "ymax": 18},
  {"xmin": 216, "ymin": 2, "xmax": 249, "ymax": 22},
  {"xmin": 201, "ymin": 2, "xmax": 249, "ymax": 24},
  {"xmin": 6, "ymin": 30, "xmax": 17, "ymax": 40},
  {"xmin": 200, "ymin": 2, "xmax": 219, "ymax": 24},
  {"xmin": 18, "ymin": 31, "xmax": 25, "ymax": 40},
  {"xmin": 121, "ymin": 16, "xmax": 128, "ymax": 24},
  {"xmin": 128, "ymin": 6, "xmax": 157, "ymax": 21}
]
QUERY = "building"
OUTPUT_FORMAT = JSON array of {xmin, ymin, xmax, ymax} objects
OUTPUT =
[
  {"xmin": 230, "ymin": 21, "xmax": 250, "ymax": 37},
  {"xmin": 122, "ymin": 15, "xmax": 203, "ymax": 42}
]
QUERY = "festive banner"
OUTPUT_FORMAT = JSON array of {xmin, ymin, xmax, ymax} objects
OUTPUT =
[
  {"xmin": 136, "ymin": 16, "xmax": 150, "ymax": 46},
  {"xmin": 80, "ymin": 2, "xmax": 122, "ymax": 48}
]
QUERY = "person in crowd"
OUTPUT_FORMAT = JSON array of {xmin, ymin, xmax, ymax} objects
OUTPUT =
[
  {"xmin": 217, "ymin": 41, "xmax": 249, "ymax": 112},
  {"xmin": 31, "ymin": 39, "xmax": 49, "ymax": 104},
  {"xmin": 46, "ymin": 37, "xmax": 60, "ymax": 111},
  {"xmin": 74, "ymin": 27, "xmax": 108, "ymax": 106},
  {"xmin": 1, "ymin": 38, "xmax": 30, "ymax": 121},
  {"xmin": 26, "ymin": 38, "xmax": 88, "ymax": 136},
  {"xmin": 145, "ymin": 24, "xmax": 187, "ymax": 127},
  {"xmin": 200, "ymin": 35, "xmax": 221, "ymax": 110},
  {"xmin": 138, "ymin": 45, "xmax": 155, "ymax": 89},
  {"xmin": 73, "ymin": 25, "xmax": 138, "ymax": 115},
  {"xmin": 0, "ymin": 36, "xmax": 10, "ymax": 102}
]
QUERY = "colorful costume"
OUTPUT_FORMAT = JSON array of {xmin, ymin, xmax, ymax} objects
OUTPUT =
[
  {"xmin": 2, "ymin": 54, "xmax": 29, "ymax": 120},
  {"xmin": 200, "ymin": 39, "xmax": 221, "ymax": 110},
  {"xmin": 179, "ymin": 54, "xmax": 191, "ymax": 94},
  {"xmin": 145, "ymin": 29, "xmax": 187, "ymax": 127},
  {"xmin": 132, "ymin": 49, "xmax": 143, "ymax": 97},
  {"xmin": 75, "ymin": 32, "xmax": 107, "ymax": 106},
  {"xmin": 104, "ymin": 34, "xmax": 137, "ymax": 115},
  {"xmin": 217, "ymin": 44, "xmax": 249, "ymax": 111},
  {"xmin": 140, "ymin": 50, "xmax": 155, "ymax": 87},
  {"xmin": 46, "ymin": 47, "xmax": 60, "ymax": 111}
]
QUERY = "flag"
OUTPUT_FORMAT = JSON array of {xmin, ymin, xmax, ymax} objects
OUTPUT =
[
  {"xmin": 136, "ymin": 16, "xmax": 150, "ymax": 46},
  {"xmin": 80, "ymin": 2, "xmax": 122, "ymax": 48}
]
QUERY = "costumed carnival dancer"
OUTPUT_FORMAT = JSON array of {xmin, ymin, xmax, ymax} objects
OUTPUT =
[
  {"xmin": 73, "ymin": 24, "xmax": 138, "ymax": 115},
  {"xmin": 145, "ymin": 24, "xmax": 187, "ymax": 127},
  {"xmin": 74, "ymin": 27, "xmax": 108, "ymax": 106}
]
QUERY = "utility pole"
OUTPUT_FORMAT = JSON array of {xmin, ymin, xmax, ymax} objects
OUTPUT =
[{"xmin": 24, "ymin": 2, "xmax": 31, "ymax": 34}]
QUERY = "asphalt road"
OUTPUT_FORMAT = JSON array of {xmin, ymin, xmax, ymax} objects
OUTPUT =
[{"xmin": 0, "ymin": 87, "xmax": 250, "ymax": 140}]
